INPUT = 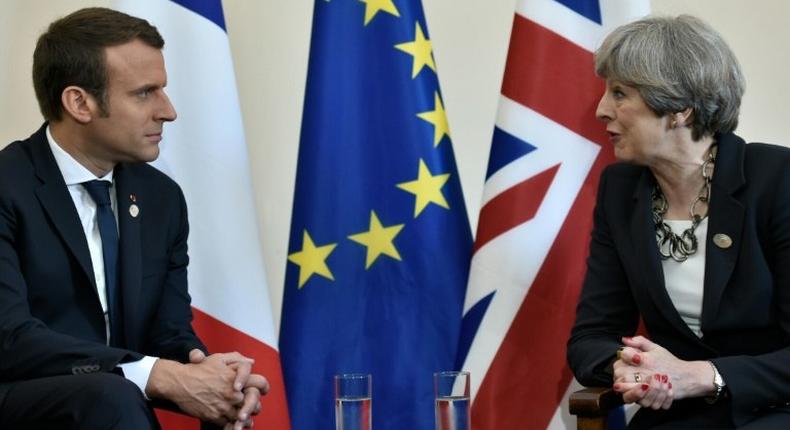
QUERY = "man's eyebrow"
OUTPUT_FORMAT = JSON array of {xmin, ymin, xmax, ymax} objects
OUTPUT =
[{"xmin": 130, "ymin": 84, "xmax": 160, "ymax": 93}]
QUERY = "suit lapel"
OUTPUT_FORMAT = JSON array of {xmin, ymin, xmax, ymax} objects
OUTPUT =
[
  {"xmin": 30, "ymin": 126, "xmax": 97, "ymax": 289},
  {"xmin": 114, "ymin": 163, "xmax": 143, "ymax": 351},
  {"xmin": 701, "ymin": 133, "xmax": 746, "ymax": 330}
]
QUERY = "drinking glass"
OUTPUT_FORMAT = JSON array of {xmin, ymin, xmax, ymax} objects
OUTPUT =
[
  {"xmin": 335, "ymin": 373, "xmax": 372, "ymax": 430},
  {"xmin": 434, "ymin": 371, "xmax": 470, "ymax": 430}
]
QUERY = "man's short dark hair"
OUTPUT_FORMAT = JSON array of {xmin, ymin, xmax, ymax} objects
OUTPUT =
[{"xmin": 32, "ymin": 7, "xmax": 164, "ymax": 121}]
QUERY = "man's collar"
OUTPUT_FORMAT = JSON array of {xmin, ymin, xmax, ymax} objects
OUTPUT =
[{"xmin": 46, "ymin": 125, "xmax": 114, "ymax": 185}]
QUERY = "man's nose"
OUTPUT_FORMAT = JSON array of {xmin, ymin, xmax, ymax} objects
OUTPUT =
[{"xmin": 158, "ymin": 91, "xmax": 177, "ymax": 122}]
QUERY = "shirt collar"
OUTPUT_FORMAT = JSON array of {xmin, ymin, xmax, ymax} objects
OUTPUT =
[{"xmin": 46, "ymin": 125, "xmax": 114, "ymax": 185}]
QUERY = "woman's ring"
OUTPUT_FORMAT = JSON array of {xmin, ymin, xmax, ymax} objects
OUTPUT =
[
  {"xmin": 634, "ymin": 372, "xmax": 642, "ymax": 383},
  {"xmin": 616, "ymin": 347, "xmax": 624, "ymax": 360}
]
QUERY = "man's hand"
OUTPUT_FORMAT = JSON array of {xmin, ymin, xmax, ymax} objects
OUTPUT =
[
  {"xmin": 146, "ymin": 355, "xmax": 243, "ymax": 425},
  {"xmin": 189, "ymin": 349, "xmax": 270, "ymax": 429},
  {"xmin": 222, "ymin": 387, "xmax": 261, "ymax": 430}
]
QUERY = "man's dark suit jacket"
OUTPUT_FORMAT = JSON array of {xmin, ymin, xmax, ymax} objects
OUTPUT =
[
  {"xmin": 0, "ymin": 125, "xmax": 205, "ymax": 407},
  {"xmin": 568, "ymin": 132, "xmax": 790, "ymax": 428}
]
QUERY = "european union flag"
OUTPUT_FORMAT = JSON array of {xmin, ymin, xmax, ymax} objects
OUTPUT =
[{"xmin": 279, "ymin": 1, "xmax": 473, "ymax": 428}]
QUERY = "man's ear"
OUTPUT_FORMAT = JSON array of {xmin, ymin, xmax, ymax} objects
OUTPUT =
[{"xmin": 60, "ymin": 86, "xmax": 98, "ymax": 124}]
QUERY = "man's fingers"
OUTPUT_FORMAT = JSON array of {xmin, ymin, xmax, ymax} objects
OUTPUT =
[
  {"xmin": 232, "ymin": 417, "xmax": 255, "ymax": 430},
  {"xmin": 189, "ymin": 348, "xmax": 206, "ymax": 363},
  {"xmin": 204, "ymin": 351, "xmax": 254, "ymax": 368},
  {"xmin": 227, "ymin": 389, "xmax": 245, "ymax": 405},
  {"xmin": 214, "ymin": 351, "xmax": 255, "ymax": 366},
  {"xmin": 233, "ymin": 360, "xmax": 253, "ymax": 391},
  {"xmin": 245, "ymin": 374, "xmax": 270, "ymax": 394},
  {"xmin": 237, "ymin": 387, "xmax": 261, "ymax": 422}
]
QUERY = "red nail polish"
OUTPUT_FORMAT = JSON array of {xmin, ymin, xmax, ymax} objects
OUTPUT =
[
  {"xmin": 641, "ymin": 384, "xmax": 649, "ymax": 391},
  {"xmin": 654, "ymin": 374, "xmax": 661, "ymax": 381},
  {"xmin": 668, "ymin": 382, "xmax": 673, "ymax": 389},
  {"xmin": 613, "ymin": 383, "xmax": 620, "ymax": 390},
  {"xmin": 623, "ymin": 336, "xmax": 632, "ymax": 342},
  {"xmin": 632, "ymin": 354, "xmax": 641, "ymax": 365},
  {"xmin": 662, "ymin": 374, "xmax": 668, "ymax": 383}
]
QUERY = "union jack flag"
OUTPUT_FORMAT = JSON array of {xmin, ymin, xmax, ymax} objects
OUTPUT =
[{"xmin": 457, "ymin": 1, "xmax": 648, "ymax": 428}]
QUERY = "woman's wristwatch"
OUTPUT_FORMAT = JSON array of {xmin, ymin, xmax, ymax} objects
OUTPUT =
[{"xmin": 705, "ymin": 361, "xmax": 727, "ymax": 404}]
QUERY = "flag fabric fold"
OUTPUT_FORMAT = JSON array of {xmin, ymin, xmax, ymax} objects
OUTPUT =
[
  {"xmin": 112, "ymin": 1, "xmax": 290, "ymax": 428},
  {"xmin": 280, "ymin": 0, "xmax": 472, "ymax": 428},
  {"xmin": 457, "ymin": 0, "xmax": 649, "ymax": 428}
]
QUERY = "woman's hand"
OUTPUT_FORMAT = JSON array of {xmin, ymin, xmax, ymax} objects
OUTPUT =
[
  {"xmin": 613, "ymin": 345, "xmax": 673, "ymax": 409},
  {"xmin": 613, "ymin": 336, "xmax": 715, "ymax": 408}
]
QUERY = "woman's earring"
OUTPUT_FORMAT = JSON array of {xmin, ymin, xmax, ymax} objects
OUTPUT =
[{"xmin": 670, "ymin": 119, "xmax": 677, "ymax": 129}]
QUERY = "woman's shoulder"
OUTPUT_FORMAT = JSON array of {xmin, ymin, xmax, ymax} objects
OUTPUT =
[
  {"xmin": 742, "ymin": 141, "xmax": 790, "ymax": 176},
  {"xmin": 718, "ymin": 131, "xmax": 790, "ymax": 160},
  {"xmin": 718, "ymin": 132, "xmax": 790, "ymax": 178},
  {"xmin": 744, "ymin": 141, "xmax": 790, "ymax": 160}
]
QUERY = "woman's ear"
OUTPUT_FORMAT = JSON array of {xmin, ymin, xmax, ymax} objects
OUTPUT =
[
  {"xmin": 60, "ymin": 86, "xmax": 96, "ymax": 124},
  {"xmin": 674, "ymin": 108, "xmax": 694, "ymax": 128}
]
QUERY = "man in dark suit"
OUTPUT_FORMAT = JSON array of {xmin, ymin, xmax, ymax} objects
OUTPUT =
[{"xmin": 0, "ymin": 7, "xmax": 267, "ymax": 429}]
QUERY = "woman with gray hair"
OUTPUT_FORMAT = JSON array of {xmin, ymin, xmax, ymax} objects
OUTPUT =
[{"xmin": 567, "ymin": 15, "xmax": 790, "ymax": 429}]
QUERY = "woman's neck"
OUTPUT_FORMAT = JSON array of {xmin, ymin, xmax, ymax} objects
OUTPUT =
[{"xmin": 650, "ymin": 135, "xmax": 715, "ymax": 220}]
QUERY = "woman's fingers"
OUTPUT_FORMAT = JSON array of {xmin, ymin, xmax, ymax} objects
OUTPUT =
[{"xmin": 623, "ymin": 335, "xmax": 656, "ymax": 352}]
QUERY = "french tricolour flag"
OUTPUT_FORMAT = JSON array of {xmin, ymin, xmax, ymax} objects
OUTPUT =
[
  {"xmin": 457, "ymin": 1, "xmax": 647, "ymax": 428},
  {"xmin": 112, "ymin": 1, "xmax": 290, "ymax": 428}
]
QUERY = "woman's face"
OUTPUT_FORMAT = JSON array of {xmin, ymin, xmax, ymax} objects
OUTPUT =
[{"xmin": 596, "ymin": 80, "xmax": 670, "ymax": 164}]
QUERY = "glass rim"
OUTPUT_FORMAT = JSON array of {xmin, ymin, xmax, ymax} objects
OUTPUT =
[
  {"xmin": 334, "ymin": 373, "xmax": 372, "ymax": 380},
  {"xmin": 434, "ymin": 370, "xmax": 470, "ymax": 377}
]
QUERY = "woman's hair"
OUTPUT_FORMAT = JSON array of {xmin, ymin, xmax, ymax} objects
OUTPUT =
[{"xmin": 595, "ymin": 15, "xmax": 744, "ymax": 140}]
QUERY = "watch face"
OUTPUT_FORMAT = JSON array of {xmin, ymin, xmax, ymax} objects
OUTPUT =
[{"xmin": 714, "ymin": 370, "xmax": 724, "ymax": 387}]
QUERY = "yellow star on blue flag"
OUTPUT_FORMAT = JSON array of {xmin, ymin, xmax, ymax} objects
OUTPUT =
[
  {"xmin": 417, "ymin": 92, "xmax": 451, "ymax": 146},
  {"xmin": 359, "ymin": 0, "xmax": 400, "ymax": 25},
  {"xmin": 287, "ymin": 230, "xmax": 337, "ymax": 288},
  {"xmin": 397, "ymin": 159, "xmax": 450, "ymax": 217},
  {"xmin": 395, "ymin": 22, "xmax": 436, "ymax": 78},
  {"xmin": 348, "ymin": 211, "xmax": 404, "ymax": 268}
]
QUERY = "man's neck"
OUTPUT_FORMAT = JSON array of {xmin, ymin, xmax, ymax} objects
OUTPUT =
[{"xmin": 49, "ymin": 121, "xmax": 115, "ymax": 177}]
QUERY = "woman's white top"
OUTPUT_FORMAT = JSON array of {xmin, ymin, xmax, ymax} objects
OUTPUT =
[{"xmin": 661, "ymin": 218, "xmax": 708, "ymax": 338}]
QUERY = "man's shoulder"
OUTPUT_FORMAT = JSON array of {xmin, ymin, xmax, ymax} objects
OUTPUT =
[
  {"xmin": 0, "ymin": 133, "xmax": 39, "ymax": 184},
  {"xmin": 0, "ymin": 130, "xmax": 37, "ymax": 161}
]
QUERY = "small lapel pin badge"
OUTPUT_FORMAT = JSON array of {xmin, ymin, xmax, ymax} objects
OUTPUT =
[{"xmin": 713, "ymin": 233, "xmax": 732, "ymax": 249}]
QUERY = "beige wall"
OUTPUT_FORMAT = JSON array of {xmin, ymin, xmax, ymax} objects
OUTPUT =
[{"xmin": 2, "ymin": 1, "xmax": 788, "ymax": 328}]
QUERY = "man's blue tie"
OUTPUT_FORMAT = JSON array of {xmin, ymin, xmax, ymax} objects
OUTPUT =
[{"xmin": 82, "ymin": 180, "xmax": 124, "ymax": 348}]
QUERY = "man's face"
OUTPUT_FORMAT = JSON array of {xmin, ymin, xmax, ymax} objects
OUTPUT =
[{"xmin": 86, "ymin": 38, "xmax": 176, "ymax": 165}]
